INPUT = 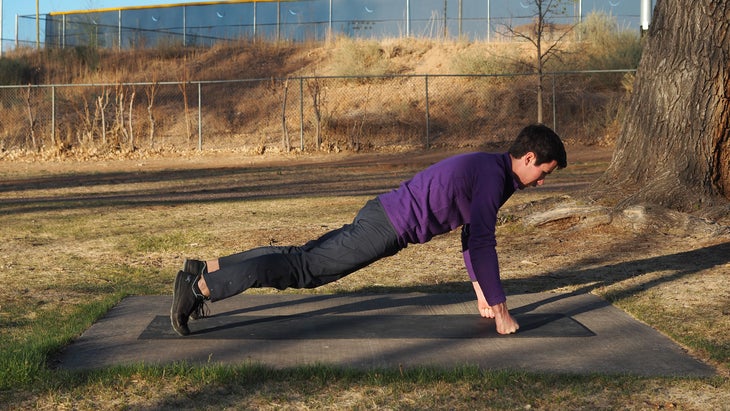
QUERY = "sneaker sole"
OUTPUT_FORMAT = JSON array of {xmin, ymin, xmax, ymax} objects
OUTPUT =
[{"xmin": 170, "ymin": 271, "xmax": 191, "ymax": 336}]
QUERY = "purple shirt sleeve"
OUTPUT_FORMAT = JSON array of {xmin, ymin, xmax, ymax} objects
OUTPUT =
[{"xmin": 378, "ymin": 152, "xmax": 518, "ymax": 306}]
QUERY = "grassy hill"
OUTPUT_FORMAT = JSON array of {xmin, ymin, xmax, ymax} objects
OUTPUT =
[{"xmin": 0, "ymin": 13, "xmax": 641, "ymax": 158}]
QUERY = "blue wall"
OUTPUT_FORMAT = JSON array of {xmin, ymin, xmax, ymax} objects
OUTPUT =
[{"xmin": 40, "ymin": 0, "xmax": 653, "ymax": 49}]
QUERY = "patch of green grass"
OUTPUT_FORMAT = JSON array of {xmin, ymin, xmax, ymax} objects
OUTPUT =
[
  {"xmin": 8, "ymin": 357, "xmax": 722, "ymax": 410},
  {"xmin": 680, "ymin": 336, "xmax": 730, "ymax": 368},
  {"xmin": 131, "ymin": 232, "xmax": 191, "ymax": 253},
  {"xmin": 0, "ymin": 293, "xmax": 122, "ymax": 390}
]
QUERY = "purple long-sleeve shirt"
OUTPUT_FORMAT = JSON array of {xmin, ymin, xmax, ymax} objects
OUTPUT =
[{"xmin": 377, "ymin": 152, "xmax": 519, "ymax": 306}]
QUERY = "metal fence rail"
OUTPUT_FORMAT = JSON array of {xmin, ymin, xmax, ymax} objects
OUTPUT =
[{"xmin": 0, "ymin": 70, "xmax": 633, "ymax": 154}]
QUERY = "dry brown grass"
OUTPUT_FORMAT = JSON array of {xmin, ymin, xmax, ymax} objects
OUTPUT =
[{"xmin": 1, "ymin": 35, "xmax": 633, "ymax": 157}]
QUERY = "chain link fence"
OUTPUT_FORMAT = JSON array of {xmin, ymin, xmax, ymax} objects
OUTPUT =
[{"xmin": 0, "ymin": 70, "xmax": 632, "ymax": 155}]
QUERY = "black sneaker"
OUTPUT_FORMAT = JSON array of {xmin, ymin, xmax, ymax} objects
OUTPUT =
[
  {"xmin": 183, "ymin": 259, "xmax": 207, "ymax": 277},
  {"xmin": 170, "ymin": 270, "xmax": 203, "ymax": 336},
  {"xmin": 183, "ymin": 259, "xmax": 209, "ymax": 320}
]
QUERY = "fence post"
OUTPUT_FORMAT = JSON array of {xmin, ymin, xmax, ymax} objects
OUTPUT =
[
  {"xmin": 425, "ymin": 75, "xmax": 430, "ymax": 149},
  {"xmin": 552, "ymin": 74, "xmax": 557, "ymax": 133},
  {"xmin": 197, "ymin": 82, "xmax": 202, "ymax": 151},
  {"xmin": 118, "ymin": 10, "xmax": 122, "ymax": 51},
  {"xmin": 299, "ymin": 77, "xmax": 304, "ymax": 151},
  {"xmin": 51, "ymin": 85, "xmax": 56, "ymax": 147},
  {"xmin": 277, "ymin": 1, "xmax": 281, "ymax": 42},
  {"xmin": 406, "ymin": 0, "xmax": 411, "ymax": 36}
]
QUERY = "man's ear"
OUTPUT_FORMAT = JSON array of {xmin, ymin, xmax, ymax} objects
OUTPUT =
[{"xmin": 523, "ymin": 151, "xmax": 536, "ymax": 165}]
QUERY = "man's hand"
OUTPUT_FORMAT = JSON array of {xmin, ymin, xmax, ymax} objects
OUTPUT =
[
  {"xmin": 471, "ymin": 282, "xmax": 519, "ymax": 334},
  {"xmin": 471, "ymin": 281, "xmax": 494, "ymax": 318},
  {"xmin": 490, "ymin": 302, "xmax": 520, "ymax": 335}
]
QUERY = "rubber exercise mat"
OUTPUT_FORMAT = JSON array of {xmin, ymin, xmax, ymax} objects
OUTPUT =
[{"xmin": 140, "ymin": 313, "xmax": 594, "ymax": 339}]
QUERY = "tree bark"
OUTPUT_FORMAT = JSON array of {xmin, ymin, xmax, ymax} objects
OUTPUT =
[{"xmin": 592, "ymin": 0, "xmax": 730, "ymax": 218}]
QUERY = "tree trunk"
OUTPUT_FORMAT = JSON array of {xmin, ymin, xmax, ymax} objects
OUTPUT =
[{"xmin": 593, "ymin": 0, "xmax": 730, "ymax": 218}]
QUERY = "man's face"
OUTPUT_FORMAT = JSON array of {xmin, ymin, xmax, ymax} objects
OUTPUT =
[{"xmin": 515, "ymin": 154, "xmax": 558, "ymax": 189}]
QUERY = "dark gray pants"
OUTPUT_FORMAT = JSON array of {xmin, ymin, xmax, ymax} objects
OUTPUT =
[{"xmin": 203, "ymin": 198, "xmax": 403, "ymax": 301}]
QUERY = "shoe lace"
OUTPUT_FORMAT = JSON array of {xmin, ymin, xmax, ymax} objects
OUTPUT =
[{"xmin": 193, "ymin": 300, "xmax": 210, "ymax": 319}]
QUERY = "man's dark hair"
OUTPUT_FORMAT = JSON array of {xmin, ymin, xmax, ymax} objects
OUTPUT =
[{"xmin": 508, "ymin": 124, "xmax": 567, "ymax": 169}]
